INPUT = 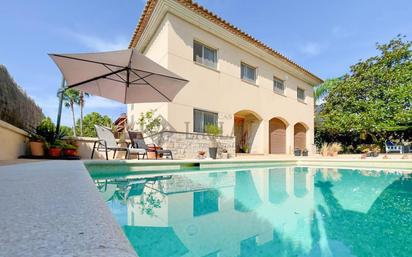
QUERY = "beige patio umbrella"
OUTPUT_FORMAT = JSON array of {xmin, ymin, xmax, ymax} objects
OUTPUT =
[
  {"xmin": 49, "ymin": 49, "xmax": 188, "ymax": 134},
  {"xmin": 49, "ymin": 49, "xmax": 188, "ymax": 103}
]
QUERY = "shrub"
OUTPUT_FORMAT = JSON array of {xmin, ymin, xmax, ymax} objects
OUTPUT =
[
  {"xmin": 320, "ymin": 143, "xmax": 329, "ymax": 156},
  {"xmin": 0, "ymin": 65, "xmax": 43, "ymax": 130},
  {"xmin": 204, "ymin": 124, "xmax": 222, "ymax": 136},
  {"xmin": 330, "ymin": 143, "xmax": 343, "ymax": 155}
]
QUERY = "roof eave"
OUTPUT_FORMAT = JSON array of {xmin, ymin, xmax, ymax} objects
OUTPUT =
[{"xmin": 129, "ymin": 0, "xmax": 323, "ymax": 85}]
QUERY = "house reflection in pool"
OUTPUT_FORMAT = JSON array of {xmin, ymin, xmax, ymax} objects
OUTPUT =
[{"xmin": 95, "ymin": 167, "xmax": 409, "ymax": 257}]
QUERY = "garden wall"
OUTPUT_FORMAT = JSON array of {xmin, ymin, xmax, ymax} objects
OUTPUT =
[
  {"xmin": 0, "ymin": 120, "xmax": 28, "ymax": 160},
  {"xmin": 150, "ymin": 131, "xmax": 236, "ymax": 159}
]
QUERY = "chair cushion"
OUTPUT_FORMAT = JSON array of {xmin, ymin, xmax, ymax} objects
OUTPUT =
[
  {"xmin": 128, "ymin": 148, "xmax": 147, "ymax": 154},
  {"xmin": 156, "ymin": 149, "xmax": 172, "ymax": 154}
]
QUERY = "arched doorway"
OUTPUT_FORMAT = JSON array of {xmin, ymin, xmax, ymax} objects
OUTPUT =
[
  {"xmin": 234, "ymin": 110, "xmax": 261, "ymax": 153},
  {"xmin": 269, "ymin": 118, "xmax": 287, "ymax": 154},
  {"xmin": 294, "ymin": 123, "xmax": 307, "ymax": 150}
]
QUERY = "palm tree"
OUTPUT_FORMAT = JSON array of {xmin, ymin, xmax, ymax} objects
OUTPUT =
[
  {"xmin": 62, "ymin": 89, "xmax": 80, "ymax": 136},
  {"xmin": 313, "ymin": 77, "xmax": 342, "ymax": 106},
  {"xmin": 78, "ymin": 91, "xmax": 90, "ymax": 136}
]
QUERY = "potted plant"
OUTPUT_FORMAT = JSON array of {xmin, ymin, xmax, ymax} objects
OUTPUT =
[
  {"xmin": 221, "ymin": 149, "xmax": 229, "ymax": 159},
  {"xmin": 62, "ymin": 143, "xmax": 79, "ymax": 156},
  {"xmin": 205, "ymin": 124, "xmax": 222, "ymax": 159},
  {"xmin": 38, "ymin": 117, "xmax": 69, "ymax": 158},
  {"xmin": 48, "ymin": 140, "xmax": 64, "ymax": 158},
  {"xmin": 241, "ymin": 144, "xmax": 250, "ymax": 153},
  {"xmin": 27, "ymin": 117, "xmax": 58, "ymax": 157},
  {"xmin": 302, "ymin": 148, "xmax": 309, "ymax": 156},
  {"xmin": 294, "ymin": 148, "xmax": 302, "ymax": 156},
  {"xmin": 28, "ymin": 133, "xmax": 45, "ymax": 157}
]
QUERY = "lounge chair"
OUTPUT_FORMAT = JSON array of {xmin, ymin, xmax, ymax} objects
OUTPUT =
[
  {"xmin": 128, "ymin": 131, "xmax": 173, "ymax": 160},
  {"xmin": 91, "ymin": 125, "xmax": 135, "ymax": 160},
  {"xmin": 385, "ymin": 141, "xmax": 403, "ymax": 154}
]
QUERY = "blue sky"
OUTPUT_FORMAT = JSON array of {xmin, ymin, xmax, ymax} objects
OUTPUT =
[{"xmin": 1, "ymin": 0, "xmax": 411, "ymax": 126}]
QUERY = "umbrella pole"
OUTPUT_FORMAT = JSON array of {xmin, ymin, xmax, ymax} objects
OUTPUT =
[{"xmin": 55, "ymin": 77, "xmax": 66, "ymax": 139}]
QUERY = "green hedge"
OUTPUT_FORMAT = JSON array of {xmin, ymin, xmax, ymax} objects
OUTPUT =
[{"xmin": 0, "ymin": 65, "xmax": 44, "ymax": 131}]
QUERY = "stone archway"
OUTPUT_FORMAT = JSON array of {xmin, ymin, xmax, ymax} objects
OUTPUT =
[
  {"xmin": 234, "ymin": 110, "xmax": 262, "ymax": 153},
  {"xmin": 294, "ymin": 123, "xmax": 307, "ymax": 151},
  {"xmin": 269, "ymin": 118, "xmax": 288, "ymax": 154}
]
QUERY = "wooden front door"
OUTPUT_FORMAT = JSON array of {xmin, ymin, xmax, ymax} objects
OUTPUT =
[
  {"xmin": 294, "ymin": 123, "xmax": 306, "ymax": 150},
  {"xmin": 269, "ymin": 118, "xmax": 286, "ymax": 154}
]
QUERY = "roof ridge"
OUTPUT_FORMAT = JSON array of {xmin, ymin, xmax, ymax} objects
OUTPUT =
[{"xmin": 129, "ymin": 0, "xmax": 323, "ymax": 84}]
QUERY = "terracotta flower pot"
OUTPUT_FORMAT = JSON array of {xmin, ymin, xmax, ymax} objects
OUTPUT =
[
  {"xmin": 29, "ymin": 141, "xmax": 44, "ymax": 156},
  {"xmin": 48, "ymin": 147, "xmax": 62, "ymax": 158},
  {"xmin": 63, "ymin": 149, "xmax": 79, "ymax": 156}
]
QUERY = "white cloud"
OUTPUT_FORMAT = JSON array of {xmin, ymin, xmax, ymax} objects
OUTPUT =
[
  {"xmin": 299, "ymin": 42, "xmax": 323, "ymax": 56},
  {"xmin": 66, "ymin": 30, "xmax": 128, "ymax": 52}
]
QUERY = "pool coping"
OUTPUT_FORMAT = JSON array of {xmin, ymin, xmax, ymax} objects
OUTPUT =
[
  {"xmin": 85, "ymin": 158, "xmax": 412, "ymax": 171},
  {"xmin": 0, "ymin": 158, "xmax": 411, "ymax": 256},
  {"xmin": 0, "ymin": 160, "xmax": 137, "ymax": 257}
]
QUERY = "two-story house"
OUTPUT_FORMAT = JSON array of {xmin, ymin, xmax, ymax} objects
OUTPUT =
[{"xmin": 127, "ymin": 0, "xmax": 323, "ymax": 156}]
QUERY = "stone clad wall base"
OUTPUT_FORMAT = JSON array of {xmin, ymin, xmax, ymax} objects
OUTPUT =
[{"xmin": 150, "ymin": 131, "xmax": 236, "ymax": 160}]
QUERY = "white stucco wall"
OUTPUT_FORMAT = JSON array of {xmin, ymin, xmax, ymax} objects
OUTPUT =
[
  {"xmin": 129, "ymin": 10, "xmax": 318, "ymax": 155},
  {"xmin": 0, "ymin": 120, "xmax": 28, "ymax": 160}
]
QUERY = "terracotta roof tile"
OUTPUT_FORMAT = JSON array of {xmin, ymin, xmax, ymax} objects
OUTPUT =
[{"xmin": 129, "ymin": 0, "xmax": 323, "ymax": 84}]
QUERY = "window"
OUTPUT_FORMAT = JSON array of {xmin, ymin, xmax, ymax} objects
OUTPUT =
[
  {"xmin": 297, "ymin": 87, "xmax": 305, "ymax": 101},
  {"xmin": 130, "ymin": 104, "xmax": 134, "ymax": 111},
  {"xmin": 193, "ymin": 190, "xmax": 219, "ymax": 216},
  {"xmin": 194, "ymin": 109, "xmax": 218, "ymax": 133},
  {"xmin": 273, "ymin": 77, "xmax": 285, "ymax": 94},
  {"xmin": 241, "ymin": 62, "xmax": 257, "ymax": 83},
  {"xmin": 193, "ymin": 41, "xmax": 217, "ymax": 69}
]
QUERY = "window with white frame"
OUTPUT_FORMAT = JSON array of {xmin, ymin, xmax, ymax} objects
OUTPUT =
[
  {"xmin": 194, "ymin": 109, "xmax": 218, "ymax": 133},
  {"xmin": 297, "ymin": 87, "xmax": 305, "ymax": 101},
  {"xmin": 193, "ymin": 41, "xmax": 218, "ymax": 69},
  {"xmin": 241, "ymin": 62, "xmax": 257, "ymax": 83},
  {"xmin": 273, "ymin": 77, "xmax": 285, "ymax": 94}
]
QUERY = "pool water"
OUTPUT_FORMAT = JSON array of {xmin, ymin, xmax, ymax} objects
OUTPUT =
[{"xmin": 91, "ymin": 166, "xmax": 412, "ymax": 257}]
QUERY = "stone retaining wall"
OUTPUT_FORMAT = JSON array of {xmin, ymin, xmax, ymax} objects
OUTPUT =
[
  {"xmin": 149, "ymin": 131, "xmax": 235, "ymax": 159},
  {"xmin": 70, "ymin": 131, "xmax": 235, "ymax": 160}
]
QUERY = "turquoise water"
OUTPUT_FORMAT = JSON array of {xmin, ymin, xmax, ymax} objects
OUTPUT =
[{"xmin": 91, "ymin": 166, "xmax": 412, "ymax": 257}]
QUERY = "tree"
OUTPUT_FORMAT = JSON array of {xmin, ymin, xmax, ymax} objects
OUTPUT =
[
  {"xmin": 319, "ymin": 35, "xmax": 412, "ymax": 145},
  {"xmin": 76, "ymin": 112, "xmax": 112, "ymax": 137},
  {"xmin": 62, "ymin": 89, "xmax": 80, "ymax": 136},
  {"xmin": 78, "ymin": 91, "xmax": 90, "ymax": 136},
  {"xmin": 137, "ymin": 110, "xmax": 162, "ymax": 136},
  {"xmin": 60, "ymin": 125, "xmax": 73, "ymax": 137}
]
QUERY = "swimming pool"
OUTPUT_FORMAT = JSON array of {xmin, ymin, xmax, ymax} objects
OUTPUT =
[{"xmin": 91, "ymin": 165, "xmax": 412, "ymax": 257}]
